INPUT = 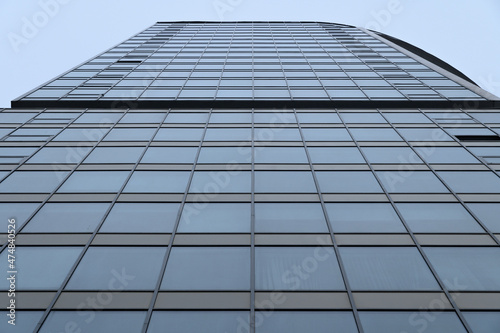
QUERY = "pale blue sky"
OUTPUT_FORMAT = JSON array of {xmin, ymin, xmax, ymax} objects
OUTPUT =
[{"xmin": 1, "ymin": 0, "xmax": 499, "ymax": 107}]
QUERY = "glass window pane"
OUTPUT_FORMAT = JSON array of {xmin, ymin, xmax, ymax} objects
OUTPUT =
[
  {"xmin": 141, "ymin": 147, "xmax": 198, "ymax": 163},
  {"xmin": 424, "ymin": 247, "xmax": 500, "ymax": 291},
  {"xmin": 359, "ymin": 311, "xmax": 466, "ymax": 333},
  {"xmin": 302, "ymin": 128, "xmax": 351, "ymax": 141},
  {"xmin": 209, "ymin": 113, "xmax": 252, "ymax": 123},
  {"xmin": 189, "ymin": 171, "xmax": 251, "ymax": 193},
  {"xmin": 463, "ymin": 312, "xmax": 500, "ymax": 333},
  {"xmin": 255, "ymin": 171, "xmax": 317, "ymax": 193},
  {"xmin": 255, "ymin": 147, "xmax": 308, "ymax": 163},
  {"xmin": 161, "ymin": 247, "xmax": 250, "ymax": 290},
  {"xmin": 326, "ymin": 203, "xmax": 406, "ymax": 233},
  {"xmin": 0, "ymin": 311, "xmax": 43, "ymax": 332},
  {"xmin": 255, "ymin": 203, "xmax": 328, "ymax": 233},
  {"xmin": 0, "ymin": 203, "xmax": 39, "ymax": 230},
  {"xmin": 0, "ymin": 247, "xmax": 82, "ymax": 290},
  {"xmin": 317, "ymin": 171, "xmax": 383, "ymax": 193},
  {"xmin": 40, "ymin": 311, "xmax": 146, "ymax": 333},
  {"xmin": 350, "ymin": 128, "xmax": 402, "ymax": 141},
  {"xmin": 147, "ymin": 311, "xmax": 249, "ymax": 333},
  {"xmin": 124, "ymin": 171, "xmax": 190, "ymax": 193},
  {"xmin": 466, "ymin": 203, "xmax": 500, "ymax": 233},
  {"xmin": 83, "ymin": 147, "xmax": 145, "ymax": 164},
  {"xmin": 27, "ymin": 147, "xmax": 91, "ymax": 164},
  {"xmin": 53, "ymin": 128, "xmax": 108, "ymax": 142},
  {"xmin": 396, "ymin": 203, "xmax": 483, "ymax": 233},
  {"xmin": 308, "ymin": 147, "xmax": 365, "ymax": 163},
  {"xmin": 66, "ymin": 247, "xmax": 166, "ymax": 290},
  {"xmin": 100, "ymin": 203, "xmax": 180, "ymax": 233},
  {"xmin": 58, "ymin": 171, "xmax": 129, "ymax": 193},
  {"xmin": 178, "ymin": 203, "xmax": 251, "ymax": 233},
  {"xmin": 119, "ymin": 113, "xmax": 165, "ymax": 123},
  {"xmin": 361, "ymin": 147, "xmax": 422, "ymax": 164},
  {"xmin": 254, "ymin": 112, "xmax": 296, "ymax": 124},
  {"xmin": 257, "ymin": 311, "xmax": 358, "ymax": 333},
  {"xmin": 255, "ymin": 247, "xmax": 345, "ymax": 290},
  {"xmin": 205, "ymin": 128, "xmax": 251, "ymax": 141},
  {"xmin": 398, "ymin": 128, "xmax": 453, "ymax": 141},
  {"xmin": 103, "ymin": 128, "xmax": 156, "ymax": 141},
  {"xmin": 74, "ymin": 112, "xmax": 123, "ymax": 124},
  {"xmin": 164, "ymin": 113, "xmax": 209, "ymax": 123},
  {"xmin": 340, "ymin": 247, "xmax": 439, "ymax": 290},
  {"xmin": 377, "ymin": 171, "xmax": 448, "ymax": 193},
  {"xmin": 254, "ymin": 128, "xmax": 302, "ymax": 141},
  {"xmin": 0, "ymin": 171, "xmax": 68, "ymax": 193},
  {"xmin": 23, "ymin": 203, "xmax": 110, "ymax": 233},
  {"xmin": 198, "ymin": 147, "xmax": 251, "ymax": 164},
  {"xmin": 438, "ymin": 171, "xmax": 500, "ymax": 193},
  {"xmin": 341, "ymin": 113, "xmax": 387, "ymax": 123},
  {"xmin": 154, "ymin": 128, "xmax": 204, "ymax": 141},
  {"xmin": 296, "ymin": 112, "xmax": 341, "ymax": 123},
  {"xmin": 414, "ymin": 147, "xmax": 479, "ymax": 164},
  {"xmin": 383, "ymin": 112, "xmax": 432, "ymax": 123}
]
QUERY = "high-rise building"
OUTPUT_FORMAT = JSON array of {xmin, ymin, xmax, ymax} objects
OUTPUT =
[{"xmin": 1, "ymin": 21, "xmax": 500, "ymax": 333}]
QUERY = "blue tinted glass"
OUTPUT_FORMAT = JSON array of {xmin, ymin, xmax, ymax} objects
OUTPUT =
[
  {"xmin": 254, "ymin": 112, "xmax": 296, "ymax": 124},
  {"xmin": 198, "ymin": 147, "xmax": 252, "ymax": 164},
  {"xmin": 27, "ymin": 147, "xmax": 92, "ymax": 164},
  {"xmin": 438, "ymin": 171, "xmax": 500, "ymax": 193},
  {"xmin": 396, "ymin": 203, "xmax": 483, "ymax": 233},
  {"xmin": 317, "ymin": 171, "xmax": 383, "ymax": 193},
  {"xmin": 398, "ymin": 128, "xmax": 453, "ymax": 141},
  {"xmin": 0, "ymin": 171, "xmax": 68, "ymax": 193},
  {"xmin": 255, "ymin": 247, "xmax": 345, "ymax": 290},
  {"xmin": 296, "ymin": 112, "xmax": 341, "ymax": 123},
  {"xmin": 340, "ymin": 247, "xmax": 439, "ymax": 290},
  {"xmin": 0, "ymin": 247, "xmax": 82, "ymax": 290},
  {"xmin": 463, "ymin": 312, "xmax": 500, "ymax": 333},
  {"xmin": 308, "ymin": 147, "xmax": 364, "ymax": 163},
  {"xmin": 205, "ymin": 128, "xmax": 251, "ymax": 141},
  {"xmin": 66, "ymin": 247, "xmax": 166, "ymax": 290},
  {"xmin": 360, "ymin": 311, "xmax": 466, "ymax": 333},
  {"xmin": 103, "ymin": 128, "xmax": 156, "ymax": 141},
  {"xmin": 0, "ymin": 311, "xmax": 43, "ymax": 332},
  {"xmin": 361, "ymin": 147, "xmax": 422, "ymax": 164},
  {"xmin": 178, "ymin": 203, "xmax": 251, "ymax": 233},
  {"xmin": 154, "ymin": 128, "xmax": 204, "ymax": 141},
  {"xmin": 148, "ymin": 311, "xmax": 250, "ymax": 333},
  {"xmin": 23, "ymin": 203, "xmax": 110, "ymax": 233},
  {"xmin": 302, "ymin": 128, "xmax": 351, "ymax": 141},
  {"xmin": 377, "ymin": 171, "xmax": 448, "ymax": 193},
  {"xmin": 58, "ymin": 171, "xmax": 129, "ymax": 193},
  {"xmin": 0, "ymin": 203, "xmax": 39, "ymax": 230},
  {"xmin": 350, "ymin": 128, "xmax": 402, "ymax": 141},
  {"xmin": 125, "ymin": 171, "xmax": 190, "ymax": 193},
  {"xmin": 254, "ymin": 128, "xmax": 302, "ymax": 141},
  {"xmin": 255, "ymin": 203, "xmax": 328, "ymax": 233},
  {"xmin": 40, "ymin": 311, "xmax": 146, "ymax": 333},
  {"xmin": 255, "ymin": 171, "xmax": 317, "ymax": 193},
  {"xmin": 466, "ymin": 203, "xmax": 500, "ymax": 232},
  {"xmin": 257, "ymin": 311, "xmax": 358, "ymax": 333},
  {"xmin": 53, "ymin": 128, "xmax": 108, "ymax": 141},
  {"xmin": 165, "ymin": 113, "xmax": 209, "ymax": 123},
  {"xmin": 162, "ymin": 247, "xmax": 250, "ymax": 290},
  {"xmin": 190, "ymin": 171, "xmax": 251, "ymax": 193},
  {"xmin": 119, "ymin": 113, "xmax": 165, "ymax": 123},
  {"xmin": 383, "ymin": 112, "xmax": 432, "ymax": 123},
  {"xmin": 83, "ymin": 147, "xmax": 145, "ymax": 163},
  {"xmin": 209, "ymin": 113, "xmax": 252, "ymax": 123},
  {"xmin": 255, "ymin": 147, "xmax": 308, "ymax": 163},
  {"xmin": 341, "ymin": 113, "xmax": 387, "ymax": 123},
  {"xmin": 424, "ymin": 247, "xmax": 500, "ymax": 291},
  {"xmin": 100, "ymin": 203, "xmax": 180, "ymax": 233},
  {"xmin": 414, "ymin": 147, "xmax": 479, "ymax": 164},
  {"xmin": 141, "ymin": 147, "xmax": 198, "ymax": 163},
  {"xmin": 74, "ymin": 112, "xmax": 123, "ymax": 124},
  {"xmin": 326, "ymin": 203, "xmax": 406, "ymax": 233}
]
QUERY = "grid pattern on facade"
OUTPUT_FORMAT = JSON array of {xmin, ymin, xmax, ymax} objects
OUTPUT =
[
  {"xmin": 0, "ymin": 107, "xmax": 499, "ymax": 332},
  {"xmin": 16, "ymin": 22, "xmax": 485, "ymax": 104}
]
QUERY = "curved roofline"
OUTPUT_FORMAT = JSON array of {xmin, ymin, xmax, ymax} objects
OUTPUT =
[{"xmin": 369, "ymin": 30, "xmax": 477, "ymax": 85}]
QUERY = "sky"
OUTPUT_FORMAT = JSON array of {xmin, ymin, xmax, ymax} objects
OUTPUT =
[{"xmin": 0, "ymin": 0, "xmax": 499, "ymax": 107}]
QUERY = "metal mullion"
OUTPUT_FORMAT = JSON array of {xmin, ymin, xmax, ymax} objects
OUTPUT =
[
  {"xmin": 250, "ymin": 107, "xmax": 256, "ymax": 333},
  {"xmin": 32, "ymin": 107, "xmax": 138, "ymax": 332},
  {"xmin": 141, "ymin": 108, "xmax": 214, "ymax": 333},
  {"xmin": 389, "ymin": 109, "xmax": 500, "ymax": 246},
  {"xmin": 292, "ymin": 108, "xmax": 365, "ymax": 333},
  {"xmin": 339, "ymin": 110, "xmax": 474, "ymax": 333}
]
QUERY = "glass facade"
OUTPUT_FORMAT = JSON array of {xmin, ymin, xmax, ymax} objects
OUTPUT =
[{"xmin": 0, "ymin": 21, "xmax": 499, "ymax": 332}]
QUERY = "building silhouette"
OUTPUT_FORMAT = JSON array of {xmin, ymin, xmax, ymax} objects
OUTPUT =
[{"xmin": 1, "ymin": 21, "xmax": 500, "ymax": 332}]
